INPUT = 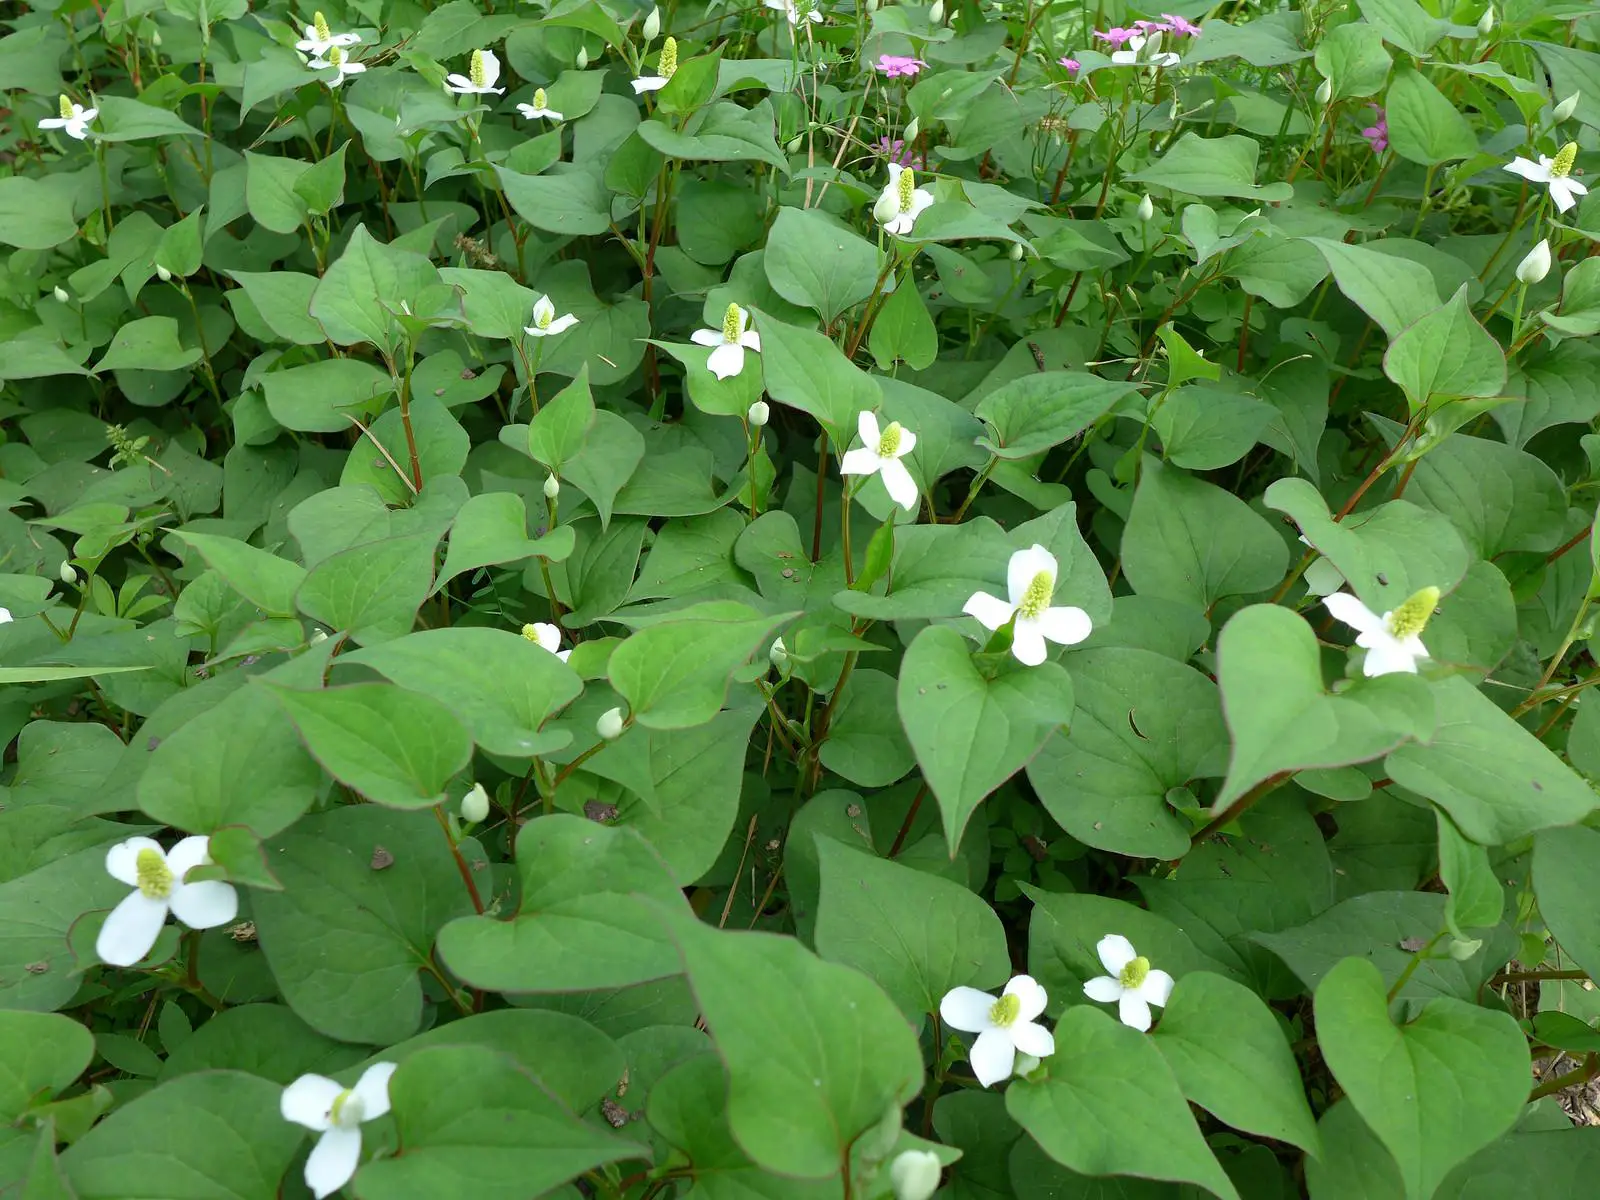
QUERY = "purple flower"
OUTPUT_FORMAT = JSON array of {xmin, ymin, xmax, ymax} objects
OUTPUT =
[
  {"xmin": 1161, "ymin": 13, "xmax": 1202, "ymax": 36},
  {"xmin": 1134, "ymin": 18, "xmax": 1173, "ymax": 32},
  {"xmin": 1360, "ymin": 104, "xmax": 1388, "ymax": 154},
  {"xmin": 1093, "ymin": 26, "xmax": 1138, "ymax": 47},
  {"xmin": 1058, "ymin": 56, "xmax": 1081, "ymax": 74},
  {"xmin": 872, "ymin": 136, "xmax": 927, "ymax": 170},
  {"xmin": 875, "ymin": 54, "xmax": 929, "ymax": 78}
]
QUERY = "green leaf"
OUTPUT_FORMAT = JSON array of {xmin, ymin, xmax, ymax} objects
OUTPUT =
[
  {"xmin": 258, "ymin": 357, "xmax": 394, "ymax": 433},
  {"xmin": 1385, "ymin": 67, "xmax": 1479, "ymax": 166},
  {"xmin": 93, "ymin": 95, "xmax": 204, "ymax": 141},
  {"xmin": 1313, "ymin": 957, "xmax": 1529, "ymax": 1200},
  {"xmin": 527, "ymin": 367, "xmax": 595, "ymax": 473},
  {"xmin": 1120, "ymin": 460, "xmax": 1288, "ymax": 611},
  {"xmin": 1214, "ymin": 605, "xmax": 1434, "ymax": 808},
  {"xmin": 225, "ymin": 271, "xmax": 324, "ymax": 346},
  {"xmin": 566, "ymin": 410, "xmax": 647, "ymax": 530},
  {"xmin": 296, "ymin": 533, "xmax": 437, "ymax": 645},
  {"xmin": 1152, "ymin": 385, "xmax": 1276, "ymax": 471},
  {"xmin": 172, "ymin": 531, "xmax": 305, "ymax": 618},
  {"xmin": 816, "ymin": 668, "xmax": 916, "ymax": 788},
  {"xmin": 1129, "ymin": 134, "xmax": 1292, "ymax": 202},
  {"xmin": 354, "ymin": 1044, "xmax": 647, "ymax": 1199},
  {"xmin": 636, "ymin": 103, "xmax": 789, "ymax": 171},
  {"xmin": 294, "ymin": 141, "xmax": 349, "ymax": 216},
  {"xmin": 813, "ymin": 838, "xmax": 1010, "ymax": 1020},
  {"xmin": 243, "ymin": 150, "xmax": 311, "ymax": 234},
  {"xmin": 1529, "ymin": 41, "xmax": 1600, "ymax": 134},
  {"xmin": 1303, "ymin": 238, "xmax": 1440, "ymax": 339},
  {"xmin": 1398, "ymin": 427, "xmax": 1568, "ymax": 559},
  {"xmin": 495, "ymin": 166, "xmax": 612, "ymax": 237},
  {"xmin": 756, "ymin": 314, "xmax": 878, "ymax": 441},
  {"xmin": 974, "ymin": 373, "xmax": 1138, "ymax": 460},
  {"xmin": 1026, "ymin": 648, "xmax": 1225, "ymax": 859},
  {"xmin": 869, "ymin": 276, "xmax": 939, "ymax": 371},
  {"xmin": 1148, "ymin": 972, "xmax": 1320, "ymax": 1154},
  {"xmin": 1006, "ymin": 1006, "xmax": 1240, "ymax": 1200},
  {"xmin": 1315, "ymin": 22, "xmax": 1393, "ymax": 99},
  {"xmin": 0, "ymin": 1011, "xmax": 93, "ymax": 1121},
  {"xmin": 1436, "ymin": 811, "xmax": 1503, "ymax": 935},
  {"xmin": 897, "ymin": 625, "xmax": 1075, "ymax": 847},
  {"xmin": 1360, "ymin": 0, "xmax": 1447, "ymax": 55},
  {"xmin": 1383, "ymin": 286, "xmax": 1506, "ymax": 413},
  {"xmin": 653, "ymin": 903, "xmax": 924, "ymax": 1180},
  {"xmin": 763, "ymin": 207, "xmax": 881, "ymax": 324},
  {"xmin": 1543, "ymin": 258, "xmax": 1600, "ymax": 337},
  {"xmin": 0, "ymin": 845, "xmax": 132, "ymax": 1011},
  {"xmin": 267, "ymin": 682, "xmax": 472, "ymax": 809},
  {"xmin": 437, "ymin": 493, "xmax": 575, "ymax": 588},
  {"xmin": 311, "ymin": 224, "xmax": 441, "ymax": 352},
  {"xmin": 92, "ymin": 316, "xmax": 202, "ymax": 374},
  {"xmin": 436, "ymin": 815, "xmax": 689, "ymax": 992},
  {"xmin": 1534, "ymin": 824, "xmax": 1600, "ymax": 994}
]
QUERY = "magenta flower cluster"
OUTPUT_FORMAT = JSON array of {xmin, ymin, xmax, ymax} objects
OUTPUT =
[
  {"xmin": 1093, "ymin": 13, "xmax": 1202, "ymax": 45},
  {"xmin": 1360, "ymin": 105, "xmax": 1388, "ymax": 154},
  {"xmin": 874, "ymin": 54, "xmax": 928, "ymax": 78}
]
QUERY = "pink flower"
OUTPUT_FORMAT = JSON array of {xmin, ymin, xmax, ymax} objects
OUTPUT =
[
  {"xmin": 1134, "ymin": 18, "xmax": 1173, "ymax": 32},
  {"xmin": 875, "ymin": 54, "xmax": 929, "ymax": 78},
  {"xmin": 1360, "ymin": 104, "xmax": 1388, "ymax": 155},
  {"xmin": 1093, "ymin": 26, "xmax": 1139, "ymax": 47},
  {"xmin": 1058, "ymin": 56, "xmax": 1081, "ymax": 74},
  {"xmin": 1161, "ymin": 13, "xmax": 1202, "ymax": 36},
  {"xmin": 873, "ymin": 137, "xmax": 927, "ymax": 170}
]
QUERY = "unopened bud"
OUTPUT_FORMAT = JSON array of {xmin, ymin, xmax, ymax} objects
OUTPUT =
[
  {"xmin": 576, "ymin": 46, "xmax": 589, "ymax": 69},
  {"xmin": 889, "ymin": 1150, "xmax": 941, "ymax": 1200},
  {"xmin": 787, "ymin": 135, "xmax": 804, "ymax": 152},
  {"xmin": 597, "ymin": 707, "xmax": 626, "ymax": 740},
  {"xmin": 1517, "ymin": 238, "xmax": 1552, "ymax": 285},
  {"xmin": 1314, "ymin": 77, "xmax": 1332, "ymax": 106},
  {"xmin": 544, "ymin": 474, "xmax": 560, "ymax": 499},
  {"xmin": 642, "ymin": 6, "xmax": 660, "ymax": 41},
  {"xmin": 903, "ymin": 116, "xmax": 920, "ymax": 141},
  {"xmin": 461, "ymin": 782, "xmax": 490, "ymax": 823},
  {"xmin": 156, "ymin": 263, "xmax": 172, "ymax": 282},
  {"xmin": 1448, "ymin": 936, "xmax": 1483, "ymax": 960},
  {"xmin": 929, "ymin": 0, "xmax": 944, "ymax": 23},
  {"xmin": 310, "ymin": 628, "xmax": 329, "ymax": 644},
  {"xmin": 1137, "ymin": 194, "xmax": 1155, "ymax": 221},
  {"xmin": 1009, "ymin": 241, "xmax": 1024, "ymax": 261},
  {"xmin": 151, "ymin": 29, "xmax": 162, "ymax": 45},
  {"xmin": 53, "ymin": 286, "xmax": 68, "ymax": 302},
  {"xmin": 769, "ymin": 637, "xmax": 789, "ymax": 670},
  {"xmin": 60, "ymin": 562, "xmax": 77, "ymax": 585},
  {"xmin": 1477, "ymin": 5, "xmax": 1494, "ymax": 34},
  {"xmin": 747, "ymin": 400, "xmax": 770, "ymax": 427},
  {"xmin": 1554, "ymin": 92, "xmax": 1580, "ymax": 122}
]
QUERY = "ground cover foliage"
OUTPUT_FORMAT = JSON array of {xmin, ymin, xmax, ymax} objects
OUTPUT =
[{"xmin": 5, "ymin": 0, "xmax": 1600, "ymax": 1194}]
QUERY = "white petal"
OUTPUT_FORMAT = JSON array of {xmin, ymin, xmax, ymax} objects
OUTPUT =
[
  {"xmin": 1011, "ymin": 1020, "xmax": 1055, "ymax": 1058},
  {"xmin": 0, "ymin": 608, "xmax": 12, "ymax": 623},
  {"xmin": 962, "ymin": 591, "xmax": 1016, "ymax": 632},
  {"xmin": 545, "ymin": 314, "xmax": 579, "ymax": 335},
  {"xmin": 524, "ymin": 325, "xmax": 553, "ymax": 338},
  {"xmin": 445, "ymin": 73, "xmax": 473, "ymax": 90},
  {"xmin": 706, "ymin": 342, "xmax": 746, "ymax": 379},
  {"xmin": 305, "ymin": 1126, "xmax": 363, "ymax": 1200},
  {"xmin": 1503, "ymin": 156, "xmax": 1552, "ymax": 183},
  {"xmin": 352, "ymin": 1062, "xmax": 397, "ymax": 1120},
  {"xmin": 1096, "ymin": 933, "xmax": 1137, "ymax": 975},
  {"xmin": 892, "ymin": 425, "xmax": 917, "ymax": 458},
  {"xmin": 333, "ymin": 32, "xmax": 361, "ymax": 45},
  {"xmin": 1032, "ymin": 606, "xmax": 1093, "ymax": 647},
  {"xmin": 1008, "ymin": 544, "xmax": 1056, "ymax": 607},
  {"xmin": 857, "ymin": 410, "xmax": 882, "ymax": 449},
  {"xmin": 885, "ymin": 163, "xmax": 904, "ymax": 189},
  {"xmin": 907, "ymin": 191, "xmax": 936, "ymax": 225},
  {"xmin": 37, "ymin": 118, "xmax": 69, "ymax": 130},
  {"xmin": 282, "ymin": 1075, "xmax": 342, "ymax": 1132},
  {"xmin": 1400, "ymin": 634, "xmax": 1429, "ymax": 660},
  {"xmin": 556, "ymin": 649, "xmax": 571, "ymax": 663},
  {"xmin": 165, "ymin": 835, "xmax": 212, "ymax": 879},
  {"xmin": 105, "ymin": 837, "xmax": 165, "ymax": 886},
  {"xmin": 1323, "ymin": 591, "xmax": 1385, "ymax": 636},
  {"xmin": 1361, "ymin": 640, "xmax": 1420, "ymax": 677},
  {"xmin": 1010, "ymin": 623, "xmax": 1048, "ymax": 666},
  {"xmin": 479, "ymin": 50, "xmax": 502, "ymax": 90},
  {"xmin": 838, "ymin": 447, "xmax": 881, "ymax": 477},
  {"xmin": 1138, "ymin": 969, "xmax": 1175, "ymax": 1008},
  {"xmin": 939, "ymin": 986, "xmax": 997, "ymax": 1033},
  {"xmin": 529, "ymin": 622, "xmax": 561, "ymax": 653},
  {"xmin": 689, "ymin": 327, "xmax": 722, "ymax": 347},
  {"xmin": 632, "ymin": 76, "xmax": 667, "ymax": 93},
  {"xmin": 885, "ymin": 214, "xmax": 912, "ymax": 236},
  {"xmin": 967, "ymin": 1028, "xmax": 1016, "ymax": 1088},
  {"xmin": 1111, "ymin": 48, "xmax": 1137, "ymax": 63},
  {"xmin": 531, "ymin": 295, "xmax": 554, "ymax": 325},
  {"xmin": 739, "ymin": 331, "xmax": 761, "ymax": 352},
  {"xmin": 1551, "ymin": 177, "xmax": 1583, "ymax": 213},
  {"xmin": 1004, "ymin": 974, "xmax": 1048, "ymax": 1022},
  {"xmin": 96, "ymin": 891, "xmax": 169, "ymax": 967},
  {"xmin": 1118, "ymin": 992, "xmax": 1153, "ymax": 1031},
  {"xmin": 1083, "ymin": 975, "xmax": 1124, "ymax": 1003},
  {"xmin": 879, "ymin": 458, "xmax": 918, "ymax": 511},
  {"xmin": 167, "ymin": 879, "xmax": 238, "ymax": 930}
]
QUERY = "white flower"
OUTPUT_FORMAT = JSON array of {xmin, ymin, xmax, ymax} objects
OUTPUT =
[
  {"xmin": 521, "ymin": 621, "xmax": 572, "ymax": 662},
  {"xmin": 1323, "ymin": 586, "xmax": 1438, "ymax": 677},
  {"xmin": 39, "ymin": 97, "xmax": 98, "ymax": 141},
  {"xmin": 524, "ymin": 294, "xmax": 579, "ymax": 338},
  {"xmin": 96, "ymin": 836, "xmax": 239, "ymax": 967},
  {"xmin": 60, "ymin": 562, "xmax": 78, "ymax": 585},
  {"xmin": 889, "ymin": 1149, "xmax": 942, "ymax": 1200},
  {"xmin": 632, "ymin": 74, "xmax": 669, "ymax": 93},
  {"xmin": 765, "ymin": 0, "xmax": 824, "ymax": 24},
  {"xmin": 747, "ymin": 400, "xmax": 770, "ymax": 427},
  {"xmin": 1504, "ymin": 142, "xmax": 1588, "ymax": 214},
  {"xmin": 1111, "ymin": 33, "xmax": 1180, "ymax": 68},
  {"xmin": 296, "ymin": 11, "xmax": 360, "ymax": 58},
  {"xmin": 1553, "ymin": 92, "xmax": 1580, "ymax": 122},
  {"xmin": 938, "ymin": 975, "xmax": 1055, "ymax": 1087},
  {"xmin": 1517, "ymin": 238, "xmax": 1552, "ymax": 284},
  {"xmin": 53, "ymin": 286, "xmax": 69, "ymax": 302},
  {"xmin": 461, "ymin": 782, "xmax": 490, "ymax": 823},
  {"xmin": 873, "ymin": 164, "xmax": 935, "ymax": 236},
  {"xmin": 839, "ymin": 411, "xmax": 918, "ymax": 511},
  {"xmin": 962, "ymin": 544, "xmax": 1093, "ymax": 667},
  {"xmin": 632, "ymin": 36, "xmax": 677, "ymax": 93},
  {"xmin": 642, "ymin": 6, "xmax": 661, "ymax": 40},
  {"xmin": 1083, "ymin": 934, "xmax": 1175, "ymax": 1032},
  {"xmin": 769, "ymin": 636, "xmax": 789, "ymax": 670},
  {"xmin": 309, "ymin": 44, "xmax": 366, "ymax": 86},
  {"xmin": 691, "ymin": 302, "xmax": 762, "ymax": 380},
  {"xmin": 1136, "ymin": 194, "xmax": 1155, "ymax": 221},
  {"xmin": 516, "ymin": 88, "xmax": 563, "ymax": 121},
  {"xmin": 281, "ymin": 1063, "xmax": 398, "ymax": 1199},
  {"xmin": 447, "ymin": 49, "xmax": 505, "ymax": 95},
  {"xmin": 544, "ymin": 474, "xmax": 561, "ymax": 499},
  {"xmin": 597, "ymin": 707, "xmax": 626, "ymax": 740}
]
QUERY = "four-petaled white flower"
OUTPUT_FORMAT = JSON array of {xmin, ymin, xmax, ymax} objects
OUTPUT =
[
  {"xmin": 873, "ymin": 163, "xmax": 935, "ymax": 236},
  {"xmin": 1323, "ymin": 586, "xmax": 1438, "ymax": 678},
  {"xmin": 1083, "ymin": 934, "xmax": 1175, "ymax": 1032},
  {"xmin": 962, "ymin": 544, "xmax": 1093, "ymax": 666},
  {"xmin": 522, "ymin": 621, "xmax": 572, "ymax": 662},
  {"xmin": 310, "ymin": 44, "xmax": 366, "ymax": 87},
  {"xmin": 1504, "ymin": 142, "xmax": 1588, "ymax": 214},
  {"xmin": 1111, "ymin": 33, "xmax": 1181, "ymax": 68},
  {"xmin": 633, "ymin": 36, "xmax": 678, "ymax": 93},
  {"xmin": 765, "ymin": 0, "xmax": 824, "ymax": 25},
  {"xmin": 939, "ymin": 975, "xmax": 1055, "ymax": 1087},
  {"xmin": 516, "ymin": 88, "xmax": 563, "ymax": 122},
  {"xmin": 692, "ymin": 302, "xmax": 762, "ymax": 379},
  {"xmin": 840, "ymin": 411, "xmax": 918, "ymax": 511},
  {"xmin": 96, "ymin": 836, "xmax": 238, "ymax": 967},
  {"xmin": 40, "ymin": 96, "xmax": 97, "ymax": 141},
  {"xmin": 297, "ymin": 11, "xmax": 360, "ymax": 58},
  {"xmin": 282, "ymin": 1062, "xmax": 398, "ymax": 1199},
  {"xmin": 447, "ymin": 49, "xmax": 505, "ymax": 95},
  {"xmin": 524, "ymin": 294, "xmax": 579, "ymax": 338}
]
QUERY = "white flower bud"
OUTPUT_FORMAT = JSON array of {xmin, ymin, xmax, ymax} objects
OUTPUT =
[
  {"xmin": 903, "ymin": 116, "xmax": 920, "ymax": 142},
  {"xmin": 576, "ymin": 46, "xmax": 589, "ymax": 69},
  {"xmin": 642, "ymin": 6, "xmax": 660, "ymax": 40},
  {"xmin": 1477, "ymin": 5, "xmax": 1494, "ymax": 34},
  {"xmin": 929, "ymin": 0, "xmax": 943, "ymax": 23},
  {"xmin": 156, "ymin": 263, "xmax": 172, "ymax": 282},
  {"xmin": 310, "ymin": 628, "xmax": 329, "ymax": 644},
  {"xmin": 1448, "ymin": 936, "xmax": 1483, "ymax": 961},
  {"xmin": 59, "ymin": 562, "xmax": 77, "ymax": 585},
  {"xmin": 461, "ymin": 782, "xmax": 490, "ymax": 823},
  {"xmin": 889, "ymin": 1150, "xmax": 942, "ymax": 1200},
  {"xmin": 866, "ymin": 0, "xmax": 877, "ymax": 9},
  {"xmin": 747, "ymin": 400, "xmax": 770, "ymax": 427},
  {"xmin": 53, "ymin": 286, "xmax": 69, "ymax": 303},
  {"xmin": 1554, "ymin": 92, "xmax": 1580, "ymax": 122},
  {"xmin": 597, "ymin": 707, "xmax": 626, "ymax": 740},
  {"xmin": 1517, "ymin": 238, "xmax": 1552, "ymax": 284},
  {"xmin": 1009, "ymin": 241, "xmax": 1024, "ymax": 261},
  {"xmin": 787, "ymin": 135, "xmax": 804, "ymax": 152},
  {"xmin": 769, "ymin": 637, "xmax": 789, "ymax": 669},
  {"xmin": 544, "ymin": 474, "xmax": 560, "ymax": 500},
  {"xmin": 151, "ymin": 29, "xmax": 162, "ymax": 45},
  {"xmin": 1314, "ymin": 77, "xmax": 1332, "ymax": 106},
  {"xmin": 1137, "ymin": 194, "xmax": 1155, "ymax": 221}
]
